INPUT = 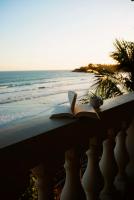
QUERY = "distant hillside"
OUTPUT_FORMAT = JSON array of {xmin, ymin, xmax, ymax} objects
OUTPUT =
[{"xmin": 73, "ymin": 63, "xmax": 119, "ymax": 74}]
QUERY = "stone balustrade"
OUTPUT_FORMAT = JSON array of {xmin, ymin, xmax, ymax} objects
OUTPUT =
[{"xmin": 0, "ymin": 92, "xmax": 134, "ymax": 200}]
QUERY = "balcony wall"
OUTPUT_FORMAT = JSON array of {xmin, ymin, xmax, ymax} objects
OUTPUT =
[{"xmin": 0, "ymin": 92, "xmax": 134, "ymax": 200}]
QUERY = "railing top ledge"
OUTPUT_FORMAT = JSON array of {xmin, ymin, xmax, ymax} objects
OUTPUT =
[
  {"xmin": 0, "ymin": 92, "xmax": 134, "ymax": 150},
  {"xmin": 100, "ymin": 91, "xmax": 134, "ymax": 113},
  {"xmin": 0, "ymin": 115, "xmax": 75, "ymax": 149}
]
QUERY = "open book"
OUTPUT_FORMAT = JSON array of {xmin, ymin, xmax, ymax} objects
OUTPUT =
[{"xmin": 50, "ymin": 91, "xmax": 100, "ymax": 119}]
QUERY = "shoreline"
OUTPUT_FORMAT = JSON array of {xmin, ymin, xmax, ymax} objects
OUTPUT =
[{"xmin": 0, "ymin": 71, "xmax": 95, "ymax": 127}]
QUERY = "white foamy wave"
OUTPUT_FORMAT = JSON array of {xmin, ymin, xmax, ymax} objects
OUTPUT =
[{"xmin": 0, "ymin": 71, "xmax": 96, "ymax": 127}]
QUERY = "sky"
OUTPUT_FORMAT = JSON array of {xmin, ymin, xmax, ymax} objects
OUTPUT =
[{"xmin": 0, "ymin": 0, "xmax": 134, "ymax": 71}]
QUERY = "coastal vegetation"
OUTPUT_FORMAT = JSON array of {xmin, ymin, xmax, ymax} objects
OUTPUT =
[
  {"xmin": 74, "ymin": 39, "xmax": 134, "ymax": 101},
  {"xmin": 73, "ymin": 63, "xmax": 119, "ymax": 74}
]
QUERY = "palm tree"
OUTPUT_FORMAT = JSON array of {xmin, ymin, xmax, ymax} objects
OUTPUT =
[
  {"xmin": 83, "ymin": 39, "xmax": 134, "ymax": 102},
  {"xmin": 93, "ymin": 73, "xmax": 123, "ymax": 99},
  {"xmin": 110, "ymin": 39, "xmax": 134, "ymax": 90},
  {"xmin": 80, "ymin": 39, "xmax": 134, "ymax": 103}
]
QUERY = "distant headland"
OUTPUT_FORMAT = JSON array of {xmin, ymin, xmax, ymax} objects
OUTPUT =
[{"xmin": 72, "ymin": 63, "xmax": 119, "ymax": 74}]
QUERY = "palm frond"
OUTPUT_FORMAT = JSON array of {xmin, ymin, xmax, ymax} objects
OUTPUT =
[
  {"xmin": 94, "ymin": 74, "xmax": 123, "ymax": 99},
  {"xmin": 110, "ymin": 39, "xmax": 134, "ymax": 69},
  {"xmin": 110, "ymin": 39, "xmax": 134, "ymax": 90}
]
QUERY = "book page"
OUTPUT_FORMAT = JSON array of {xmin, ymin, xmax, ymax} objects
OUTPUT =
[
  {"xmin": 68, "ymin": 91, "xmax": 77, "ymax": 113},
  {"xmin": 74, "ymin": 104, "xmax": 100, "ymax": 119},
  {"xmin": 50, "ymin": 104, "xmax": 73, "ymax": 118}
]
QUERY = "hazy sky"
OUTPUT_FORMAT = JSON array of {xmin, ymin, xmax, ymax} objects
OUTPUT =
[{"xmin": 0, "ymin": 0, "xmax": 134, "ymax": 71}]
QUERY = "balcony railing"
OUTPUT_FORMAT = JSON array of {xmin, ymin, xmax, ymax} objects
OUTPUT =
[{"xmin": 0, "ymin": 92, "xmax": 134, "ymax": 200}]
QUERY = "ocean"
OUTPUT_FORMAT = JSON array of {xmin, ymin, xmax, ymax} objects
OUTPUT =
[{"xmin": 0, "ymin": 70, "xmax": 96, "ymax": 128}]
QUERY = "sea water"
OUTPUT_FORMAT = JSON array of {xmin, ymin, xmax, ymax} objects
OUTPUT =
[{"xmin": 0, "ymin": 70, "xmax": 96, "ymax": 128}]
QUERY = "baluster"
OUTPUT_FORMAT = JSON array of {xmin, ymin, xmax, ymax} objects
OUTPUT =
[
  {"xmin": 126, "ymin": 118, "xmax": 134, "ymax": 196},
  {"xmin": 60, "ymin": 148, "xmax": 86, "ymax": 200},
  {"xmin": 114, "ymin": 122, "xmax": 129, "ymax": 197},
  {"xmin": 99, "ymin": 129, "xmax": 118, "ymax": 200},
  {"xmin": 32, "ymin": 163, "xmax": 55, "ymax": 200},
  {"xmin": 82, "ymin": 137, "xmax": 103, "ymax": 200}
]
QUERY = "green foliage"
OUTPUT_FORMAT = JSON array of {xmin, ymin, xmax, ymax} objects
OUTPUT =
[
  {"xmin": 73, "ymin": 63, "xmax": 118, "ymax": 74},
  {"xmin": 94, "ymin": 74, "xmax": 123, "ymax": 99},
  {"xmin": 19, "ymin": 174, "xmax": 38, "ymax": 200},
  {"xmin": 91, "ymin": 39, "xmax": 134, "ymax": 99},
  {"xmin": 110, "ymin": 39, "xmax": 134, "ymax": 71}
]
